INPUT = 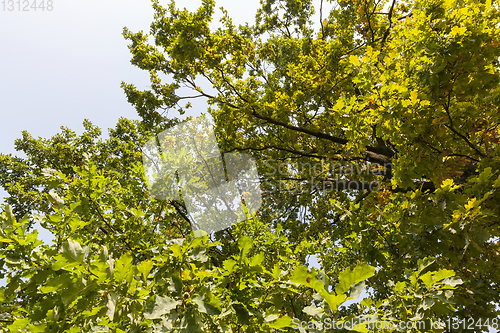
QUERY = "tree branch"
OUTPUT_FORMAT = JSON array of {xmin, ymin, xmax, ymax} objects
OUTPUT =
[{"xmin": 381, "ymin": 0, "xmax": 397, "ymax": 48}]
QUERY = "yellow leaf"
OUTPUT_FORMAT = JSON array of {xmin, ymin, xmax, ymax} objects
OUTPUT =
[
  {"xmin": 465, "ymin": 198, "xmax": 476, "ymax": 211},
  {"xmin": 486, "ymin": 0, "xmax": 492, "ymax": 10},
  {"xmin": 410, "ymin": 91, "xmax": 418, "ymax": 104},
  {"xmin": 181, "ymin": 270, "xmax": 191, "ymax": 280},
  {"xmin": 349, "ymin": 55, "xmax": 360, "ymax": 66},
  {"xmin": 366, "ymin": 45, "xmax": 373, "ymax": 57}
]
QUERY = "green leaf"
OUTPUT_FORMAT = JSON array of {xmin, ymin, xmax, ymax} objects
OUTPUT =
[
  {"xmin": 420, "ymin": 269, "xmax": 455, "ymax": 289},
  {"xmin": 433, "ymin": 269, "xmax": 456, "ymax": 283},
  {"xmin": 28, "ymin": 324, "xmax": 48, "ymax": 332},
  {"xmin": 40, "ymin": 274, "xmax": 72, "ymax": 293},
  {"xmin": 48, "ymin": 190, "xmax": 65, "ymax": 205},
  {"xmin": 106, "ymin": 293, "xmax": 119, "ymax": 321},
  {"xmin": 52, "ymin": 254, "xmax": 78, "ymax": 271},
  {"xmin": 335, "ymin": 263, "xmax": 375, "ymax": 295},
  {"xmin": 5, "ymin": 255, "xmax": 24, "ymax": 265},
  {"xmin": 303, "ymin": 305, "xmax": 323, "ymax": 316},
  {"xmin": 193, "ymin": 229, "xmax": 208, "ymax": 238},
  {"xmin": 114, "ymin": 253, "xmax": 134, "ymax": 284},
  {"xmin": 62, "ymin": 239, "xmax": 85, "ymax": 263},
  {"xmin": 170, "ymin": 243, "xmax": 183, "ymax": 259},
  {"xmin": 52, "ymin": 240, "xmax": 87, "ymax": 270},
  {"xmin": 493, "ymin": 175, "xmax": 500, "ymax": 188},
  {"xmin": 2, "ymin": 205, "xmax": 15, "ymax": 229},
  {"xmin": 321, "ymin": 293, "xmax": 348, "ymax": 312},
  {"xmin": 137, "ymin": 260, "xmax": 154, "ymax": 280},
  {"xmin": 68, "ymin": 218, "xmax": 89, "ymax": 233},
  {"xmin": 238, "ymin": 236, "xmax": 253, "ymax": 258},
  {"xmin": 422, "ymin": 297, "xmax": 435, "ymax": 310},
  {"xmin": 416, "ymin": 257, "xmax": 435, "ymax": 275},
  {"xmin": 290, "ymin": 265, "xmax": 346, "ymax": 311},
  {"xmin": 249, "ymin": 253, "xmax": 264, "ymax": 266},
  {"xmin": 268, "ymin": 315, "xmax": 293, "ymax": 329},
  {"xmin": 349, "ymin": 55, "xmax": 360, "ymax": 66},
  {"xmin": 61, "ymin": 282, "xmax": 88, "ymax": 306},
  {"xmin": 7, "ymin": 318, "xmax": 30, "ymax": 331},
  {"xmin": 223, "ymin": 259, "xmax": 238, "ymax": 272},
  {"xmin": 419, "ymin": 271, "xmax": 434, "ymax": 289},
  {"xmin": 232, "ymin": 303, "xmax": 250, "ymax": 325},
  {"xmin": 179, "ymin": 309, "xmax": 202, "ymax": 333},
  {"xmin": 193, "ymin": 295, "xmax": 221, "ymax": 315},
  {"xmin": 442, "ymin": 277, "xmax": 464, "ymax": 287},
  {"xmin": 144, "ymin": 295, "xmax": 180, "ymax": 320}
]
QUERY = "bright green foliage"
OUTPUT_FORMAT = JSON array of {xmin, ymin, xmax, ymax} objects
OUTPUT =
[
  {"xmin": 0, "ymin": 199, "xmax": 463, "ymax": 331},
  {"xmin": 1, "ymin": 0, "xmax": 500, "ymax": 331}
]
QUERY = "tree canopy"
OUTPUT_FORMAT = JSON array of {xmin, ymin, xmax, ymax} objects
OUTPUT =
[{"xmin": 1, "ymin": 0, "xmax": 499, "ymax": 332}]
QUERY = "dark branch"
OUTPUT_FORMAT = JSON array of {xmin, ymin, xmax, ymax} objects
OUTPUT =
[{"xmin": 381, "ymin": 0, "xmax": 397, "ymax": 47}]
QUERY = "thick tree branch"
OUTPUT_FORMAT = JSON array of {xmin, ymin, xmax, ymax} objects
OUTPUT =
[
  {"xmin": 87, "ymin": 195, "xmax": 135, "ymax": 254},
  {"xmin": 184, "ymin": 73, "xmax": 396, "ymax": 165},
  {"xmin": 223, "ymin": 145, "xmax": 326, "ymax": 159},
  {"xmin": 442, "ymin": 107, "xmax": 485, "ymax": 158},
  {"xmin": 271, "ymin": 177, "xmax": 435, "ymax": 194},
  {"xmin": 169, "ymin": 199, "xmax": 192, "ymax": 229},
  {"xmin": 251, "ymin": 109, "xmax": 395, "ymax": 161},
  {"xmin": 381, "ymin": 0, "xmax": 397, "ymax": 47}
]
